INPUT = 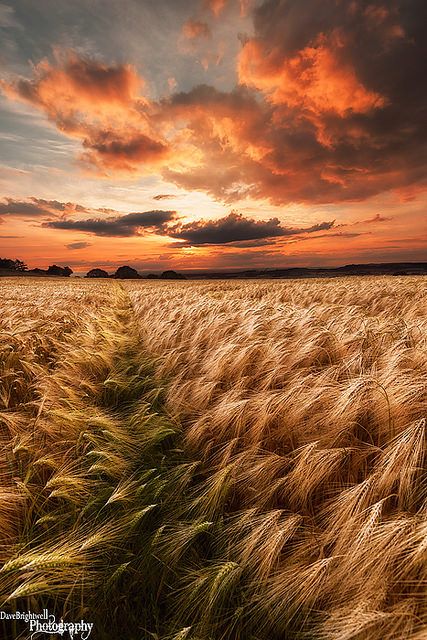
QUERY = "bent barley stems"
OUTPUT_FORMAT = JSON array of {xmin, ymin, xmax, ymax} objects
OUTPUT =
[{"xmin": 0, "ymin": 276, "xmax": 425, "ymax": 640}]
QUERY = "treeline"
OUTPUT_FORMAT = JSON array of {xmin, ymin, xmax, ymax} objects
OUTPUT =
[
  {"xmin": 86, "ymin": 266, "xmax": 186, "ymax": 279},
  {"xmin": 0, "ymin": 258, "xmax": 186, "ymax": 280},
  {"xmin": 0, "ymin": 259, "xmax": 73, "ymax": 276}
]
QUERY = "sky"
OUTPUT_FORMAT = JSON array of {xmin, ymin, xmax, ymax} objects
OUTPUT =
[{"xmin": 0, "ymin": 0, "xmax": 426, "ymax": 273}]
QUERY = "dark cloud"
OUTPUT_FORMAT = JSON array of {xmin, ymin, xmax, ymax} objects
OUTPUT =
[
  {"xmin": 225, "ymin": 238, "xmax": 280, "ymax": 248},
  {"xmin": 167, "ymin": 211, "xmax": 334, "ymax": 245},
  {"xmin": 285, "ymin": 231, "xmax": 367, "ymax": 245},
  {"xmin": 338, "ymin": 213, "xmax": 394, "ymax": 228},
  {"xmin": 46, "ymin": 210, "xmax": 178, "ymax": 237},
  {"xmin": 153, "ymin": 194, "xmax": 176, "ymax": 201},
  {"xmin": 41, "ymin": 202, "xmax": 335, "ymax": 246},
  {"xmin": 0, "ymin": 198, "xmax": 121, "ymax": 223},
  {"xmin": 66, "ymin": 241, "xmax": 92, "ymax": 250},
  {"xmin": 81, "ymin": 130, "xmax": 168, "ymax": 172},
  {"xmin": 361, "ymin": 214, "xmax": 393, "ymax": 224},
  {"xmin": 321, "ymin": 232, "xmax": 364, "ymax": 239},
  {"xmin": 0, "ymin": 197, "xmax": 70, "ymax": 216}
]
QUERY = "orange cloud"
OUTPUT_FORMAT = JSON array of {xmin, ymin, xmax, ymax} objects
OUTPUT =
[
  {"xmin": 2, "ymin": 0, "xmax": 426, "ymax": 208},
  {"xmin": 238, "ymin": 33, "xmax": 386, "ymax": 146},
  {"xmin": 160, "ymin": 84, "xmax": 421, "ymax": 205},
  {"xmin": 239, "ymin": 0, "xmax": 251, "ymax": 17},
  {"xmin": 182, "ymin": 19, "xmax": 211, "ymax": 39},
  {"xmin": 2, "ymin": 50, "xmax": 143, "ymax": 118},
  {"xmin": 239, "ymin": 36, "xmax": 386, "ymax": 116},
  {"xmin": 1, "ymin": 51, "xmax": 170, "ymax": 174},
  {"xmin": 202, "ymin": 0, "xmax": 249, "ymax": 18},
  {"xmin": 206, "ymin": 0, "xmax": 227, "ymax": 17}
]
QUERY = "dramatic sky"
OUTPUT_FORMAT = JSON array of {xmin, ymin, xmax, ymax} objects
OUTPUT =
[{"xmin": 0, "ymin": 0, "xmax": 426, "ymax": 272}]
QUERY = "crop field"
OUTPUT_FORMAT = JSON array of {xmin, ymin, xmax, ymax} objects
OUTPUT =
[{"xmin": 0, "ymin": 276, "xmax": 426, "ymax": 640}]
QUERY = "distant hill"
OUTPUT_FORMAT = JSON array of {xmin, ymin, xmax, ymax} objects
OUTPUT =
[{"xmin": 181, "ymin": 263, "xmax": 427, "ymax": 279}]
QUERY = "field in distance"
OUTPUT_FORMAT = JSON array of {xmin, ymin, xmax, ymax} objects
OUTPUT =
[{"xmin": 0, "ymin": 276, "xmax": 426, "ymax": 640}]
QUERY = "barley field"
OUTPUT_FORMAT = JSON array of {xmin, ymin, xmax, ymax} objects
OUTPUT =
[{"xmin": 0, "ymin": 276, "xmax": 426, "ymax": 640}]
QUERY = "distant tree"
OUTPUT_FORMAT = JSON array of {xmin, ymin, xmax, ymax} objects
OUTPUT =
[
  {"xmin": 146, "ymin": 273, "xmax": 159, "ymax": 279},
  {"xmin": 160, "ymin": 270, "xmax": 187, "ymax": 280},
  {"xmin": 14, "ymin": 259, "xmax": 28, "ymax": 272},
  {"xmin": 47, "ymin": 264, "xmax": 73, "ymax": 277},
  {"xmin": 0, "ymin": 258, "xmax": 14, "ymax": 270},
  {"xmin": 0, "ymin": 258, "xmax": 28, "ymax": 271},
  {"xmin": 114, "ymin": 265, "xmax": 140, "ymax": 279},
  {"xmin": 47, "ymin": 265, "xmax": 62, "ymax": 276},
  {"xmin": 86, "ymin": 268, "xmax": 109, "ymax": 278}
]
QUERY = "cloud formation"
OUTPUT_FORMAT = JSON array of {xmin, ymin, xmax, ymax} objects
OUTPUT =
[
  {"xmin": 167, "ymin": 211, "xmax": 334, "ymax": 245},
  {"xmin": 361, "ymin": 213, "xmax": 393, "ymax": 224},
  {"xmin": 3, "ymin": 51, "xmax": 141, "ymax": 113},
  {"xmin": 1, "ymin": 51, "xmax": 170, "ymax": 174},
  {"xmin": 66, "ymin": 241, "xmax": 92, "ymax": 250},
  {"xmin": 30, "ymin": 199, "xmax": 335, "ymax": 247},
  {"xmin": 182, "ymin": 19, "xmax": 211, "ymax": 40},
  {"xmin": 153, "ymin": 194, "xmax": 176, "ymax": 201},
  {"xmin": 163, "ymin": 0, "xmax": 426, "ymax": 203},
  {"xmin": 205, "ymin": 0, "xmax": 227, "ymax": 17},
  {"xmin": 2, "ymin": 0, "xmax": 426, "ymax": 206},
  {"xmin": 0, "ymin": 197, "xmax": 83, "ymax": 217},
  {"xmin": 46, "ymin": 210, "xmax": 178, "ymax": 237}
]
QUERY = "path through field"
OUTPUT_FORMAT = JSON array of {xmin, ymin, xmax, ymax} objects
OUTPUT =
[{"xmin": 1, "ymin": 283, "xmax": 194, "ymax": 638}]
